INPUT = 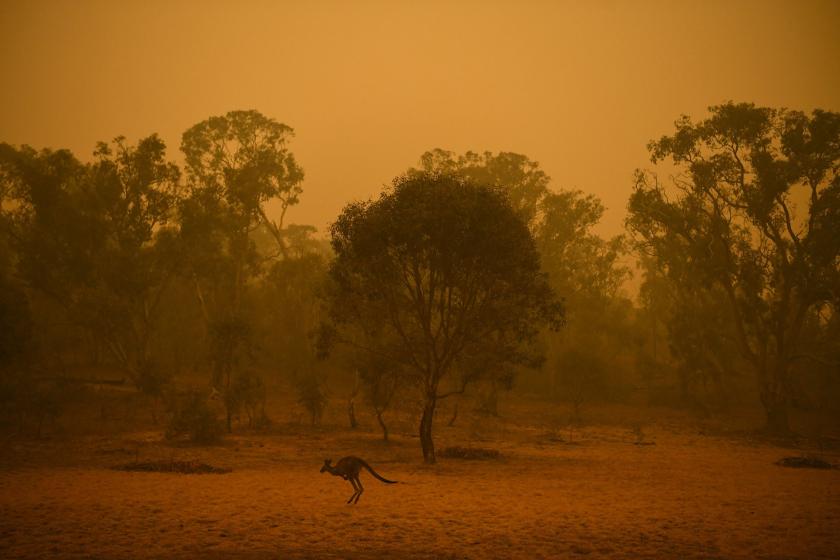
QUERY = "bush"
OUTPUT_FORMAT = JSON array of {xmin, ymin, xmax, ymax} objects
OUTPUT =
[
  {"xmin": 165, "ymin": 391, "xmax": 222, "ymax": 444},
  {"xmin": 294, "ymin": 371, "xmax": 327, "ymax": 426},
  {"xmin": 228, "ymin": 370, "xmax": 269, "ymax": 429},
  {"xmin": 135, "ymin": 360, "xmax": 171, "ymax": 398}
]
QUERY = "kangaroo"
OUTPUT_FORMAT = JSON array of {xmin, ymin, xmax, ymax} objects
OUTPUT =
[{"xmin": 320, "ymin": 456, "xmax": 397, "ymax": 504}]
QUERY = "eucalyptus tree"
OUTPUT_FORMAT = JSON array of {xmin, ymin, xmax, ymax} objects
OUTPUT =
[
  {"xmin": 180, "ymin": 110, "xmax": 304, "ymax": 430},
  {"xmin": 627, "ymin": 102, "xmax": 840, "ymax": 432},
  {"xmin": 0, "ymin": 136, "xmax": 182, "ymax": 394},
  {"xmin": 410, "ymin": 149, "xmax": 550, "ymax": 228},
  {"xmin": 324, "ymin": 173, "xmax": 563, "ymax": 463},
  {"xmin": 411, "ymin": 150, "xmax": 630, "ymax": 409}
]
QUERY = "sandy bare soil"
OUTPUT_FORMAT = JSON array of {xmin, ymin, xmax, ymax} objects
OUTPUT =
[{"xmin": 1, "ymin": 400, "xmax": 839, "ymax": 559}]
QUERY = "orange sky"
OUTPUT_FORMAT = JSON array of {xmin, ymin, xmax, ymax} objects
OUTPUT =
[{"xmin": 1, "ymin": 0, "xmax": 838, "ymax": 239}]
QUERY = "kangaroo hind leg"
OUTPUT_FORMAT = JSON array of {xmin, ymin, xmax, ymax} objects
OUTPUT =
[
  {"xmin": 353, "ymin": 476, "xmax": 364, "ymax": 504},
  {"xmin": 346, "ymin": 477, "xmax": 359, "ymax": 504}
]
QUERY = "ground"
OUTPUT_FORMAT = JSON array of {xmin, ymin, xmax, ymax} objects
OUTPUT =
[{"xmin": 1, "ymin": 396, "xmax": 839, "ymax": 559}]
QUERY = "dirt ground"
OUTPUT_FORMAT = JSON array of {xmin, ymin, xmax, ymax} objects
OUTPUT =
[{"xmin": 1, "ymin": 397, "xmax": 839, "ymax": 559}]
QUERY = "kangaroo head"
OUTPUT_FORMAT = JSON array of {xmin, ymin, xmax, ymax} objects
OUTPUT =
[{"xmin": 320, "ymin": 458, "xmax": 332, "ymax": 473}]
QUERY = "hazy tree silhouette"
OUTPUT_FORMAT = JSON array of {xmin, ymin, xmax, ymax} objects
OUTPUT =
[
  {"xmin": 535, "ymin": 189, "xmax": 631, "ymax": 405},
  {"xmin": 357, "ymin": 353, "xmax": 402, "ymax": 441},
  {"xmin": 413, "ymin": 149, "xmax": 633, "ymax": 412},
  {"xmin": 323, "ymin": 173, "xmax": 563, "ymax": 463},
  {"xmin": 180, "ymin": 109, "xmax": 304, "ymax": 431},
  {"xmin": 637, "ymin": 256, "xmax": 740, "ymax": 413},
  {"xmin": 0, "ymin": 136, "xmax": 182, "ymax": 394},
  {"xmin": 410, "ymin": 149, "xmax": 550, "ymax": 228},
  {"xmin": 628, "ymin": 102, "xmax": 840, "ymax": 433}
]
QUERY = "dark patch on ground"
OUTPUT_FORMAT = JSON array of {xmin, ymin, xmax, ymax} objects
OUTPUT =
[
  {"xmin": 112, "ymin": 459, "xmax": 232, "ymax": 474},
  {"xmin": 775, "ymin": 456, "xmax": 836, "ymax": 470},
  {"xmin": 439, "ymin": 446, "xmax": 501, "ymax": 460}
]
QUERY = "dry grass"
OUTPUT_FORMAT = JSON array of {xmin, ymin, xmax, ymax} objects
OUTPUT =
[{"xmin": 1, "ymin": 395, "xmax": 839, "ymax": 559}]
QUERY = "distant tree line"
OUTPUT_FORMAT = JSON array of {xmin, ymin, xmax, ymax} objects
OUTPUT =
[{"xmin": 1, "ymin": 102, "xmax": 838, "ymax": 457}]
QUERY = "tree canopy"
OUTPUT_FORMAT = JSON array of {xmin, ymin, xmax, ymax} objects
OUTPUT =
[
  {"xmin": 628, "ymin": 102, "xmax": 840, "ymax": 432},
  {"xmin": 324, "ymin": 172, "xmax": 563, "ymax": 462}
]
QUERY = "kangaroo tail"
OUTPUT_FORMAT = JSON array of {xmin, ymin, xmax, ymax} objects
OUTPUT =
[{"xmin": 360, "ymin": 459, "xmax": 397, "ymax": 484}]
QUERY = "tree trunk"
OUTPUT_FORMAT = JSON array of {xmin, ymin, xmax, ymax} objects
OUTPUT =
[
  {"xmin": 481, "ymin": 383, "xmax": 499, "ymax": 416},
  {"xmin": 764, "ymin": 400, "xmax": 790, "ymax": 434},
  {"xmin": 225, "ymin": 367, "xmax": 233, "ymax": 433},
  {"xmin": 759, "ymin": 361, "xmax": 791, "ymax": 434},
  {"xmin": 572, "ymin": 399, "xmax": 582, "ymax": 425},
  {"xmin": 419, "ymin": 396, "xmax": 437, "ymax": 464},
  {"xmin": 348, "ymin": 370, "xmax": 360, "ymax": 429},
  {"xmin": 376, "ymin": 409, "xmax": 389, "ymax": 442},
  {"xmin": 447, "ymin": 402, "xmax": 458, "ymax": 427},
  {"xmin": 348, "ymin": 400, "xmax": 358, "ymax": 429},
  {"xmin": 761, "ymin": 382, "xmax": 790, "ymax": 434}
]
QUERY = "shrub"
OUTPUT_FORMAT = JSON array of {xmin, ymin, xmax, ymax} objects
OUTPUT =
[
  {"xmin": 295, "ymin": 371, "xmax": 327, "ymax": 426},
  {"xmin": 165, "ymin": 391, "xmax": 222, "ymax": 444},
  {"xmin": 228, "ymin": 370, "xmax": 269, "ymax": 429}
]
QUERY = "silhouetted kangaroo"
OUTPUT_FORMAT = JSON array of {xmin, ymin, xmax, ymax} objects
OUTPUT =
[{"xmin": 320, "ymin": 456, "xmax": 397, "ymax": 504}]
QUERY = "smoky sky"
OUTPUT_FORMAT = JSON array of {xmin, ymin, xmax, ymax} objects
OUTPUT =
[{"xmin": 1, "ymin": 0, "xmax": 838, "ymax": 238}]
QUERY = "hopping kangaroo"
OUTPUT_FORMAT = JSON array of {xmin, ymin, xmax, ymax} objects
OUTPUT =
[{"xmin": 320, "ymin": 456, "xmax": 397, "ymax": 504}]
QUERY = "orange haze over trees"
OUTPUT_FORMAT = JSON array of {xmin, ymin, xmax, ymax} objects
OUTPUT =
[
  {"xmin": 1, "ymin": 2, "xmax": 840, "ymax": 559},
  {"xmin": 1, "ymin": 0, "xmax": 838, "ymax": 243}
]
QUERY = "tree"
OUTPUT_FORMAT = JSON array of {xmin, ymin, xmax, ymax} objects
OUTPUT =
[
  {"xmin": 359, "ymin": 357, "xmax": 400, "ymax": 441},
  {"xmin": 0, "ymin": 136, "xmax": 182, "ymax": 393},
  {"xmin": 536, "ymin": 190, "xmax": 628, "ymax": 300},
  {"xmin": 411, "ymin": 150, "xmax": 632, "ymax": 410},
  {"xmin": 637, "ymin": 255, "xmax": 742, "ymax": 414},
  {"xmin": 410, "ymin": 149, "xmax": 550, "ymax": 228},
  {"xmin": 180, "ymin": 110, "xmax": 304, "ymax": 431},
  {"xmin": 627, "ymin": 102, "xmax": 840, "ymax": 433},
  {"xmin": 324, "ymin": 173, "xmax": 563, "ymax": 463},
  {"xmin": 180, "ymin": 109, "xmax": 304, "ymax": 261},
  {"xmin": 535, "ymin": 189, "xmax": 632, "ymax": 404}
]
